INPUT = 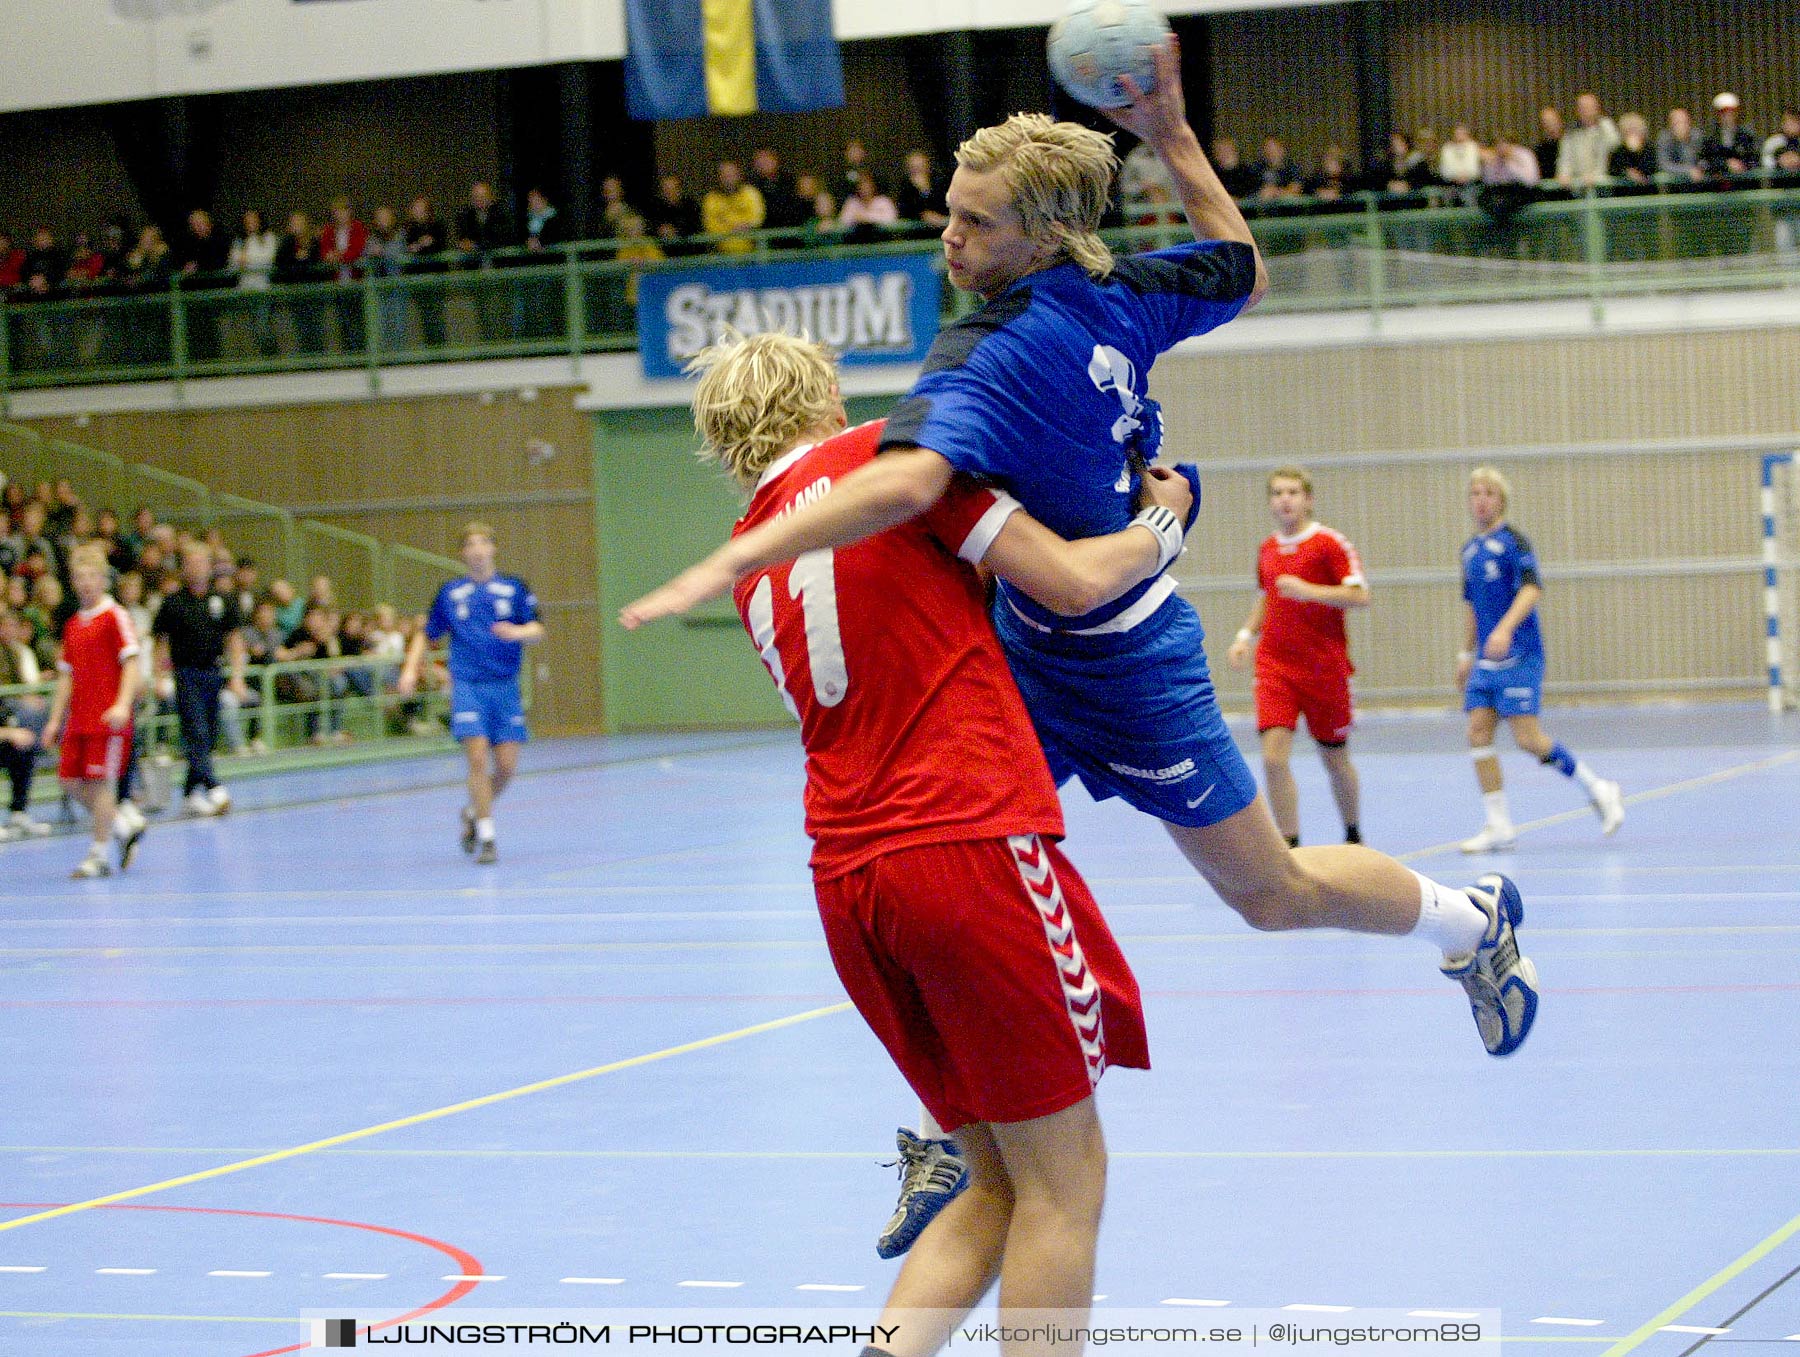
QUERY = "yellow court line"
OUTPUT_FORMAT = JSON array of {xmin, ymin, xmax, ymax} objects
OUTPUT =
[
  {"xmin": 0, "ymin": 1002, "xmax": 850, "ymax": 1237},
  {"xmin": 1599, "ymin": 1206, "xmax": 1800, "ymax": 1356},
  {"xmin": 1396, "ymin": 749, "xmax": 1800, "ymax": 864}
]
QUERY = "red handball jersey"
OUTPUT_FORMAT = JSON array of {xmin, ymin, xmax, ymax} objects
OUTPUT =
[
  {"xmin": 732, "ymin": 420, "xmax": 1064, "ymax": 879},
  {"xmin": 1255, "ymin": 522, "xmax": 1364, "ymax": 678},
  {"xmin": 58, "ymin": 596, "xmax": 139, "ymax": 734}
]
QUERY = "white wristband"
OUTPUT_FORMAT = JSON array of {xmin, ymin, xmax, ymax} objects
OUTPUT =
[
  {"xmin": 1235, "ymin": 629, "xmax": 1255, "ymax": 644},
  {"xmin": 1457, "ymin": 650, "xmax": 1474, "ymax": 662},
  {"xmin": 1132, "ymin": 504, "xmax": 1185, "ymax": 573}
]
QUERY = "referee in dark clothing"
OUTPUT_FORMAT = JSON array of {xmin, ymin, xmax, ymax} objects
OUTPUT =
[{"xmin": 153, "ymin": 543, "xmax": 250, "ymax": 816}]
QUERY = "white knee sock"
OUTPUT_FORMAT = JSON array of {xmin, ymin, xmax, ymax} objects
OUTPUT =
[
  {"xmin": 1482, "ymin": 789, "xmax": 1513, "ymax": 831},
  {"xmin": 1573, "ymin": 760, "xmax": 1604, "ymax": 795},
  {"xmin": 918, "ymin": 1106, "xmax": 945, "ymax": 1140},
  {"xmin": 1410, "ymin": 870, "xmax": 1489, "ymax": 957}
]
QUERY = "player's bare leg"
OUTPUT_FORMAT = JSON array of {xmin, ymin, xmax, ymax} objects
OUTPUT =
[
  {"xmin": 1461, "ymin": 707, "xmax": 1514, "ymax": 852},
  {"xmin": 490, "ymin": 740, "xmax": 520, "ymax": 801},
  {"xmin": 1505, "ymin": 714, "xmax": 1623, "ymax": 835},
  {"xmin": 461, "ymin": 735, "xmax": 502, "ymax": 862},
  {"xmin": 877, "ymin": 1121, "xmax": 1011, "ymax": 1357},
  {"xmin": 1318, "ymin": 740, "xmax": 1362, "ymax": 842},
  {"xmin": 1258, "ymin": 726, "xmax": 1300, "ymax": 844},
  {"xmin": 66, "ymin": 779, "xmax": 117, "ymax": 878},
  {"xmin": 989, "ymin": 1098, "xmax": 1106, "ymax": 1343}
]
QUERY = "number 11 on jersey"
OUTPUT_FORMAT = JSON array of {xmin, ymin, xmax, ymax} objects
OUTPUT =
[{"xmin": 746, "ymin": 549, "xmax": 849, "ymax": 715}]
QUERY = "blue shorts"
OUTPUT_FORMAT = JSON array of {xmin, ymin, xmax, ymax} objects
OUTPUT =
[
  {"xmin": 1464, "ymin": 657, "xmax": 1544, "ymax": 718},
  {"xmin": 450, "ymin": 677, "xmax": 529, "ymax": 744},
  {"xmin": 994, "ymin": 596, "xmax": 1259, "ymax": 829}
]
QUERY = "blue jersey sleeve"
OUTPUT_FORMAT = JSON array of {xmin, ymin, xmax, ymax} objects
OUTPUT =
[
  {"xmin": 516, "ymin": 579, "xmax": 539, "ymax": 625},
  {"xmin": 425, "ymin": 584, "xmax": 452, "ymax": 641},
  {"xmin": 881, "ymin": 372, "xmax": 1022, "ymax": 481},
  {"xmin": 1107, "ymin": 239, "xmax": 1258, "ymax": 355}
]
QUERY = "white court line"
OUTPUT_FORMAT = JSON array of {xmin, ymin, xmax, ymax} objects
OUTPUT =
[
  {"xmin": 0, "ymin": 1266, "xmax": 45, "ymax": 1273},
  {"xmin": 323, "ymin": 1272, "xmax": 388, "ymax": 1280},
  {"xmin": 1660, "ymin": 1326, "xmax": 1731, "ymax": 1335},
  {"xmin": 561, "ymin": 1278, "xmax": 625, "ymax": 1286},
  {"xmin": 1162, "ymin": 1298, "xmax": 1232, "ymax": 1307},
  {"xmin": 1285, "ymin": 1303, "xmax": 1354, "ymax": 1313},
  {"xmin": 1410, "ymin": 1311, "xmax": 1481, "ymax": 1320},
  {"xmin": 96, "ymin": 1268, "xmax": 157, "ymax": 1276},
  {"xmin": 1533, "ymin": 1317, "xmax": 1606, "ymax": 1327},
  {"xmin": 207, "ymin": 1270, "xmax": 271, "ymax": 1278},
  {"xmin": 795, "ymin": 1284, "xmax": 864, "ymax": 1292},
  {"xmin": 679, "ymin": 1280, "xmax": 744, "ymax": 1289}
]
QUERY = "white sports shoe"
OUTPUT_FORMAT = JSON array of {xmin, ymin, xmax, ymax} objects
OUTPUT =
[
  {"xmin": 208, "ymin": 785, "xmax": 232, "ymax": 813},
  {"xmin": 1459, "ymin": 824, "xmax": 1516, "ymax": 854},
  {"xmin": 7, "ymin": 810, "xmax": 52, "ymax": 838},
  {"xmin": 1590, "ymin": 779, "xmax": 1625, "ymax": 836},
  {"xmin": 187, "ymin": 789, "xmax": 222, "ymax": 817}
]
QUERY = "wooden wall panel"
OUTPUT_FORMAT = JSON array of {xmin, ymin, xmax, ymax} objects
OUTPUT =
[{"xmin": 1207, "ymin": 6, "xmax": 1361, "ymax": 167}]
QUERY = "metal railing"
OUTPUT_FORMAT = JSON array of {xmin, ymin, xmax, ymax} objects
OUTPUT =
[{"xmin": 3, "ymin": 183, "xmax": 1797, "ymax": 397}]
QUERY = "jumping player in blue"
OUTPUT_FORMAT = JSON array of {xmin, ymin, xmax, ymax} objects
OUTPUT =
[
  {"xmin": 624, "ymin": 38, "xmax": 1541, "ymax": 1247},
  {"xmin": 398, "ymin": 522, "xmax": 542, "ymax": 865},
  {"xmin": 1457, "ymin": 466, "xmax": 1624, "ymax": 852}
]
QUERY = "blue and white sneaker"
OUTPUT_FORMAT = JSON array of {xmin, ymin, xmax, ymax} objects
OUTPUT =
[
  {"xmin": 876, "ymin": 1128, "xmax": 968, "ymax": 1260},
  {"xmin": 1441, "ymin": 873, "xmax": 1539, "ymax": 1057}
]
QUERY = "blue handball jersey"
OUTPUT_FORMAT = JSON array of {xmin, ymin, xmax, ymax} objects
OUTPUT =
[
  {"xmin": 1461, "ymin": 525, "xmax": 1543, "ymax": 663},
  {"xmin": 881, "ymin": 239, "xmax": 1258, "ymax": 632},
  {"xmin": 426, "ymin": 574, "xmax": 539, "ymax": 682}
]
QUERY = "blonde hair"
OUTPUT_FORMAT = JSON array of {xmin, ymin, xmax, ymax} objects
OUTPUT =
[
  {"xmin": 1468, "ymin": 465, "xmax": 1512, "ymax": 506},
  {"xmin": 462, "ymin": 521, "xmax": 495, "ymax": 546},
  {"xmin": 1267, "ymin": 465, "xmax": 1313, "ymax": 495},
  {"xmin": 956, "ymin": 113, "xmax": 1118, "ymax": 281},
  {"xmin": 68, "ymin": 543, "xmax": 110, "ymax": 575},
  {"xmin": 688, "ymin": 331, "xmax": 841, "ymax": 488}
]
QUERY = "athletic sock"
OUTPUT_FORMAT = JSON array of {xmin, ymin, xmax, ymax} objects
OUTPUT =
[
  {"xmin": 1344, "ymin": 823, "xmax": 1362, "ymax": 844},
  {"xmin": 476, "ymin": 816, "xmax": 495, "ymax": 842},
  {"xmin": 1481, "ymin": 789, "xmax": 1513, "ymax": 832},
  {"xmin": 1284, "ymin": 833, "xmax": 1300, "ymax": 849},
  {"xmin": 1572, "ymin": 760, "xmax": 1604, "ymax": 795},
  {"xmin": 1410, "ymin": 870, "xmax": 1489, "ymax": 956},
  {"xmin": 918, "ymin": 1106, "xmax": 945, "ymax": 1140},
  {"xmin": 1540, "ymin": 741, "xmax": 1578, "ymax": 777}
]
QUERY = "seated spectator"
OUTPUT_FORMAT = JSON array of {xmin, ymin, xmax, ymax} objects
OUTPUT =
[
  {"xmin": 1211, "ymin": 137, "xmax": 1260, "ymax": 199},
  {"xmin": 1609, "ymin": 113, "xmax": 1657, "ymax": 185},
  {"xmin": 23, "ymin": 227, "xmax": 66, "ymax": 291},
  {"xmin": 124, "ymin": 224, "xmax": 173, "ymax": 291},
  {"xmin": 1308, "ymin": 145, "xmax": 1355, "ymax": 202},
  {"xmin": 367, "ymin": 603, "xmax": 406, "ymax": 686},
  {"xmin": 1482, "ymin": 132, "xmax": 1541, "ymax": 185},
  {"xmin": 894, "ymin": 150, "xmax": 948, "ymax": 228},
  {"xmin": 1533, "ymin": 108, "xmax": 1565, "ymax": 183},
  {"xmin": 339, "ymin": 609, "xmax": 376, "ymax": 698},
  {"xmin": 1119, "ymin": 141, "xmax": 1175, "ymax": 207},
  {"xmin": 176, "ymin": 209, "xmax": 230, "ymax": 282},
  {"xmin": 1437, "ymin": 125, "xmax": 1483, "ymax": 192},
  {"xmin": 1253, "ymin": 137, "xmax": 1305, "ymax": 200},
  {"xmin": 701, "ymin": 160, "xmax": 765, "ymax": 255},
  {"xmin": 1371, "ymin": 131, "xmax": 1433, "ymax": 193},
  {"xmin": 243, "ymin": 597, "xmax": 285, "ymax": 666},
  {"xmin": 1702, "ymin": 93, "xmax": 1758, "ymax": 178},
  {"xmin": 276, "ymin": 603, "xmax": 348, "ymax": 743},
  {"xmin": 1657, "ymin": 108, "xmax": 1706, "ymax": 182},
  {"xmin": 647, "ymin": 174, "xmax": 702, "ymax": 253},
  {"xmin": 8, "ymin": 503, "xmax": 56, "ymax": 576},
  {"xmin": 1558, "ymin": 93, "xmax": 1620, "ymax": 189},
  {"xmin": 25, "ymin": 574, "xmax": 64, "ymax": 669},
  {"xmin": 45, "ymin": 477, "xmax": 79, "ymax": 540},
  {"xmin": 231, "ymin": 559, "xmax": 260, "ymax": 619},
  {"xmin": 613, "ymin": 213, "xmax": 665, "ymax": 308},
  {"xmin": 797, "ymin": 176, "xmax": 840, "ymax": 240},
  {"xmin": 64, "ymin": 232, "xmax": 105, "ymax": 292},
  {"xmin": 269, "ymin": 577, "xmax": 304, "ymax": 633},
  {"xmin": 750, "ymin": 148, "xmax": 808, "ymax": 233},
  {"xmin": 839, "ymin": 138, "xmax": 875, "ymax": 199},
  {"xmin": 838, "ymin": 170, "xmax": 899, "ymax": 240},
  {"xmin": 306, "ymin": 574, "xmax": 336, "ymax": 614},
  {"xmin": 599, "ymin": 175, "xmax": 637, "ymax": 237},
  {"xmin": 119, "ymin": 505, "xmax": 155, "ymax": 568},
  {"xmin": 1765, "ymin": 110, "xmax": 1800, "ymax": 177}
]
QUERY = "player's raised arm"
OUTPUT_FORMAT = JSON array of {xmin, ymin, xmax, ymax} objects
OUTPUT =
[
  {"xmin": 1104, "ymin": 36, "xmax": 1269, "ymax": 305},
  {"xmin": 619, "ymin": 446, "xmax": 953, "ymax": 628}
]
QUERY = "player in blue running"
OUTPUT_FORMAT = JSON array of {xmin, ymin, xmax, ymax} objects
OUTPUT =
[
  {"xmin": 625, "ymin": 43, "xmax": 1536, "ymax": 1060},
  {"xmin": 1457, "ymin": 466, "xmax": 1624, "ymax": 852},
  {"xmin": 398, "ymin": 522, "xmax": 542, "ymax": 865}
]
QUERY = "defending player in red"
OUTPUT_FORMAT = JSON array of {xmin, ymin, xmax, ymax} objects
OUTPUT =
[
  {"xmin": 624, "ymin": 330, "xmax": 1193, "ymax": 1356},
  {"xmin": 1227, "ymin": 467, "xmax": 1368, "ymax": 847},
  {"xmin": 43, "ymin": 544, "xmax": 143, "ymax": 879}
]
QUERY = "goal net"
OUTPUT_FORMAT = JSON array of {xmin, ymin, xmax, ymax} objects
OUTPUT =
[{"xmin": 1766, "ymin": 452, "xmax": 1800, "ymax": 711}]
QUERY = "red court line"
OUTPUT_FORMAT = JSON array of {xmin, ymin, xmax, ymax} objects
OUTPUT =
[{"xmin": 0, "ymin": 1200, "xmax": 481, "ymax": 1357}]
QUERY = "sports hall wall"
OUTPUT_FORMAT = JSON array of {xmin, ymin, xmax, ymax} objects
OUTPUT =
[{"xmin": 20, "ymin": 392, "xmax": 603, "ymax": 734}]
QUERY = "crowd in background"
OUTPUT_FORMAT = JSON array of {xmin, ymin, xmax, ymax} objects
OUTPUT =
[{"xmin": 0, "ymin": 473, "xmax": 439, "ymax": 791}]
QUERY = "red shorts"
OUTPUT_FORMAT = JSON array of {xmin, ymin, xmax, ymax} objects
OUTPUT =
[
  {"xmin": 815, "ymin": 833, "xmax": 1148, "ymax": 1134},
  {"xmin": 1255, "ymin": 663, "xmax": 1353, "ymax": 744},
  {"xmin": 59, "ymin": 728, "xmax": 131, "ymax": 782}
]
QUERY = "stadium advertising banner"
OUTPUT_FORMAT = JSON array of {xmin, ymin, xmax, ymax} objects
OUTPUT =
[{"xmin": 635, "ymin": 254, "xmax": 942, "ymax": 381}]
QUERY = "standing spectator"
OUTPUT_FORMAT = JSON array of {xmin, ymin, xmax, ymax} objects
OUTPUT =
[
  {"xmin": 1373, "ymin": 131, "xmax": 1433, "ymax": 193},
  {"xmin": 838, "ymin": 137, "xmax": 874, "ymax": 198},
  {"xmin": 365, "ymin": 204, "xmax": 410, "ymax": 354},
  {"xmin": 151, "ymin": 542, "xmax": 249, "ymax": 817},
  {"xmin": 453, "ymin": 181, "xmax": 517, "ymax": 342},
  {"xmin": 701, "ymin": 160, "xmax": 765, "ymax": 255},
  {"xmin": 894, "ymin": 149, "xmax": 949, "ymax": 228},
  {"xmin": 175, "ymin": 209, "xmax": 230, "ymax": 363},
  {"xmin": 273, "ymin": 210, "xmax": 326, "ymax": 356},
  {"xmin": 519, "ymin": 187, "xmax": 564, "ymax": 340},
  {"xmin": 403, "ymin": 195, "xmax": 449, "ymax": 349},
  {"xmin": 123, "ymin": 224, "xmax": 174, "ymax": 366},
  {"xmin": 1533, "ymin": 107, "xmax": 1565, "ymax": 182},
  {"xmin": 229, "ymin": 208, "xmax": 280, "ymax": 357},
  {"xmin": 1482, "ymin": 133, "xmax": 1541, "ymax": 186},
  {"xmin": 1437, "ymin": 124, "xmax": 1483, "ymax": 191},
  {"xmin": 646, "ymin": 174, "xmax": 702, "ymax": 254},
  {"xmin": 320, "ymin": 196, "xmax": 369, "ymax": 354},
  {"xmin": 1702, "ymin": 93, "xmax": 1759, "ymax": 178},
  {"xmin": 0, "ymin": 608, "xmax": 51, "ymax": 841},
  {"xmin": 1657, "ymin": 108, "xmax": 1705, "ymax": 182},
  {"xmin": 612, "ymin": 212, "xmax": 665, "ymax": 316},
  {"xmin": 1210, "ymin": 137, "xmax": 1260, "ymax": 198},
  {"xmin": 1253, "ymin": 137, "xmax": 1305, "ymax": 200},
  {"xmin": 43, "ymin": 545, "xmax": 142, "ymax": 877},
  {"xmin": 1557, "ymin": 93, "xmax": 1620, "ymax": 189},
  {"xmin": 750, "ymin": 147, "xmax": 808, "ymax": 233},
  {"xmin": 1608, "ymin": 113, "xmax": 1657, "ymax": 185},
  {"xmin": 837, "ymin": 169, "xmax": 899, "ymax": 241},
  {"xmin": 23, "ymin": 227, "xmax": 66, "ymax": 290},
  {"xmin": 1119, "ymin": 139, "xmax": 1176, "ymax": 206},
  {"xmin": 599, "ymin": 175, "xmax": 636, "ymax": 237}
]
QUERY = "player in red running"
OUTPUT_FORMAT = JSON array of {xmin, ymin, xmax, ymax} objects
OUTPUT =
[
  {"xmin": 624, "ymin": 331, "xmax": 1194, "ymax": 1356},
  {"xmin": 43, "ymin": 544, "xmax": 143, "ymax": 879},
  {"xmin": 1227, "ymin": 467, "xmax": 1368, "ymax": 848}
]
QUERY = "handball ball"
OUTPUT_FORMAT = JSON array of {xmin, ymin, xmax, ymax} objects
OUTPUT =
[{"xmin": 1047, "ymin": 0, "xmax": 1170, "ymax": 110}]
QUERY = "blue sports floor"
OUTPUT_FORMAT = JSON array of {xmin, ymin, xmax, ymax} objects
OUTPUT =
[{"xmin": 0, "ymin": 706, "xmax": 1796, "ymax": 1355}]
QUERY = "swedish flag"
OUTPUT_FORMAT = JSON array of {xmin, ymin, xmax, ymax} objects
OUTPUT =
[{"xmin": 625, "ymin": 0, "xmax": 844, "ymax": 121}]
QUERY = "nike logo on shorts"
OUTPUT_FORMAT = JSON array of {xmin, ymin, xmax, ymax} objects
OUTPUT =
[{"xmin": 1186, "ymin": 785, "xmax": 1216, "ymax": 809}]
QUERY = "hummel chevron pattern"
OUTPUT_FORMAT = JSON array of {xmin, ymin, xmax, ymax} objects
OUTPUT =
[{"xmin": 1009, "ymin": 834, "xmax": 1107, "ymax": 1085}]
